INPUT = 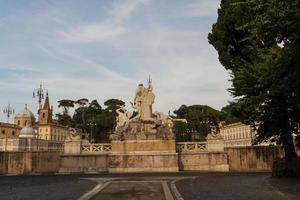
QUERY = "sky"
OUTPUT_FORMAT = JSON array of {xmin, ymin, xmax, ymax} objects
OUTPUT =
[{"xmin": 0, "ymin": 0, "xmax": 232, "ymax": 123}]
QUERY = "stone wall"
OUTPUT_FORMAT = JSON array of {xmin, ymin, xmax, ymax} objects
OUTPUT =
[
  {"xmin": 225, "ymin": 146, "xmax": 284, "ymax": 172},
  {"xmin": 0, "ymin": 146, "xmax": 291, "ymax": 175},
  {"xmin": 0, "ymin": 151, "xmax": 61, "ymax": 175},
  {"xmin": 178, "ymin": 152, "xmax": 229, "ymax": 172},
  {"xmin": 108, "ymin": 153, "xmax": 179, "ymax": 173},
  {"xmin": 60, "ymin": 154, "xmax": 108, "ymax": 173}
]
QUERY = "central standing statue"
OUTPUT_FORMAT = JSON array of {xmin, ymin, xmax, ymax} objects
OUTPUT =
[
  {"xmin": 110, "ymin": 78, "xmax": 174, "ymax": 140},
  {"xmin": 131, "ymin": 80, "xmax": 155, "ymax": 120}
]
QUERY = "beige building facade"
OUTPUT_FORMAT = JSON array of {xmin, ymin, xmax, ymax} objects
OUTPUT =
[
  {"xmin": 38, "ymin": 124, "xmax": 69, "ymax": 141},
  {"xmin": 37, "ymin": 95, "xmax": 70, "ymax": 142},
  {"xmin": 220, "ymin": 122, "xmax": 255, "ymax": 147},
  {"xmin": 0, "ymin": 105, "xmax": 35, "ymax": 140},
  {"xmin": 0, "ymin": 122, "xmax": 21, "ymax": 139}
]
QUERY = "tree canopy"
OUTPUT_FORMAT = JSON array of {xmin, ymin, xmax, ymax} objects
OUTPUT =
[
  {"xmin": 208, "ymin": 0, "xmax": 300, "ymax": 158},
  {"xmin": 56, "ymin": 98, "xmax": 125, "ymax": 142},
  {"xmin": 173, "ymin": 104, "xmax": 224, "ymax": 141}
]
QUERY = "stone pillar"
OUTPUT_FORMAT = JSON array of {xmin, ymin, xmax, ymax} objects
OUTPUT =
[
  {"xmin": 64, "ymin": 140, "xmax": 82, "ymax": 155},
  {"xmin": 206, "ymin": 134, "xmax": 225, "ymax": 152}
]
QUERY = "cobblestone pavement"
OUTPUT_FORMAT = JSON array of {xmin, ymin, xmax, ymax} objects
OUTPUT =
[
  {"xmin": 176, "ymin": 173, "xmax": 300, "ymax": 200},
  {"xmin": 0, "ymin": 173, "xmax": 299, "ymax": 200},
  {"xmin": 0, "ymin": 174, "xmax": 97, "ymax": 200}
]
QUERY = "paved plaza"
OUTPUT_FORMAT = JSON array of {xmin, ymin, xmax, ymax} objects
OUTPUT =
[{"xmin": 0, "ymin": 173, "xmax": 299, "ymax": 200}]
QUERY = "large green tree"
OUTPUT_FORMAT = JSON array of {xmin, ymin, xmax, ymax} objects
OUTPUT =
[
  {"xmin": 57, "ymin": 99, "xmax": 75, "ymax": 115},
  {"xmin": 174, "ymin": 105, "xmax": 222, "ymax": 141},
  {"xmin": 208, "ymin": 0, "xmax": 300, "ymax": 158},
  {"xmin": 56, "ymin": 98, "xmax": 125, "ymax": 142}
]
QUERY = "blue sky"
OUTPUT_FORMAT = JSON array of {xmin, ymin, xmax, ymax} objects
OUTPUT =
[{"xmin": 0, "ymin": 0, "xmax": 231, "ymax": 122}]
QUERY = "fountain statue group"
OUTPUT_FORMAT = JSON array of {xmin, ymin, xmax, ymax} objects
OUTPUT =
[{"xmin": 110, "ymin": 79, "xmax": 174, "ymax": 141}]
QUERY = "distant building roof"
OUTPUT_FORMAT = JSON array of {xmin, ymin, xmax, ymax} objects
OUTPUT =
[
  {"xmin": 15, "ymin": 105, "xmax": 35, "ymax": 120},
  {"xmin": 19, "ymin": 126, "xmax": 36, "ymax": 138}
]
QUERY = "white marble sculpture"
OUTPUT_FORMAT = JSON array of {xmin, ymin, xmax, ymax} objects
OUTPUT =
[
  {"xmin": 66, "ymin": 128, "xmax": 81, "ymax": 141},
  {"xmin": 115, "ymin": 106, "xmax": 131, "ymax": 132},
  {"xmin": 111, "ymin": 78, "xmax": 174, "ymax": 140},
  {"xmin": 130, "ymin": 79, "xmax": 155, "ymax": 120}
]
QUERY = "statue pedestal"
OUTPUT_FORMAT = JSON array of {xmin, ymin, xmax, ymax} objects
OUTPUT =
[
  {"xmin": 108, "ymin": 140, "xmax": 179, "ymax": 173},
  {"xmin": 206, "ymin": 134, "xmax": 225, "ymax": 152},
  {"xmin": 64, "ymin": 140, "xmax": 82, "ymax": 155}
]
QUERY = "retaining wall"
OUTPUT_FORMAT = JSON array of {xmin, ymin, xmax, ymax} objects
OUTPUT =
[
  {"xmin": 225, "ymin": 146, "xmax": 284, "ymax": 172},
  {"xmin": 178, "ymin": 152, "xmax": 229, "ymax": 172},
  {"xmin": 0, "ymin": 146, "xmax": 289, "ymax": 175},
  {"xmin": 0, "ymin": 151, "xmax": 61, "ymax": 175},
  {"xmin": 60, "ymin": 154, "xmax": 109, "ymax": 173}
]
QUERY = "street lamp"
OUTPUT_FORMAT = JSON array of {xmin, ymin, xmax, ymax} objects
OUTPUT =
[
  {"xmin": 89, "ymin": 121, "xmax": 96, "ymax": 143},
  {"xmin": 33, "ymin": 83, "xmax": 48, "ymax": 109},
  {"xmin": 3, "ymin": 104, "xmax": 14, "ymax": 151},
  {"xmin": 3, "ymin": 104, "xmax": 14, "ymax": 123}
]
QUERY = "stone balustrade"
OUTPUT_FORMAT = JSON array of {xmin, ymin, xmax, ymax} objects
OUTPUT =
[
  {"xmin": 81, "ymin": 143, "xmax": 112, "ymax": 154},
  {"xmin": 48, "ymin": 141, "xmax": 64, "ymax": 152},
  {"xmin": 176, "ymin": 142, "xmax": 207, "ymax": 152},
  {"xmin": 0, "ymin": 138, "xmax": 64, "ymax": 152}
]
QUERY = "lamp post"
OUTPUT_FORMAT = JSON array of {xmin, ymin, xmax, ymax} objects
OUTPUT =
[
  {"xmin": 3, "ymin": 104, "xmax": 14, "ymax": 151},
  {"xmin": 33, "ymin": 83, "xmax": 48, "ymax": 109},
  {"xmin": 3, "ymin": 104, "xmax": 14, "ymax": 123}
]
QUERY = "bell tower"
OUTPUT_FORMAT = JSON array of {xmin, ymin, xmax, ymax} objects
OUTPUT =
[{"xmin": 38, "ymin": 94, "xmax": 53, "ymax": 125}]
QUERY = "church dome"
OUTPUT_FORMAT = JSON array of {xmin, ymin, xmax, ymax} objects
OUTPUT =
[
  {"xmin": 15, "ymin": 105, "xmax": 35, "ymax": 120},
  {"xmin": 19, "ymin": 126, "xmax": 36, "ymax": 138}
]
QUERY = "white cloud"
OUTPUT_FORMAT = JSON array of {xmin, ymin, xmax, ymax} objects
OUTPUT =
[
  {"xmin": 183, "ymin": 0, "xmax": 220, "ymax": 17},
  {"xmin": 108, "ymin": 0, "xmax": 150, "ymax": 21},
  {"xmin": 103, "ymin": 24, "xmax": 232, "ymax": 112},
  {"xmin": 59, "ymin": 22, "xmax": 126, "ymax": 43},
  {"xmin": 59, "ymin": 0, "xmax": 150, "ymax": 44}
]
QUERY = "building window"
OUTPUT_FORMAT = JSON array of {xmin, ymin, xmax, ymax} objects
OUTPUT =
[
  {"xmin": 18, "ymin": 120, "xmax": 20, "ymax": 125},
  {"xmin": 2, "ymin": 130, "xmax": 5, "ymax": 134},
  {"xmin": 43, "ymin": 113, "xmax": 45, "ymax": 118},
  {"xmin": 25, "ymin": 120, "xmax": 27, "ymax": 126},
  {"xmin": 12, "ymin": 131, "xmax": 15, "ymax": 136}
]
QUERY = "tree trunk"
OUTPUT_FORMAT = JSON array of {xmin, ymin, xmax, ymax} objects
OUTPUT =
[{"xmin": 282, "ymin": 132, "xmax": 297, "ymax": 159}]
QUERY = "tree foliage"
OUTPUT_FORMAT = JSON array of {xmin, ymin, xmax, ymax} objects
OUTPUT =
[
  {"xmin": 208, "ymin": 0, "xmax": 300, "ymax": 158},
  {"xmin": 57, "ymin": 99, "xmax": 75, "ymax": 115},
  {"xmin": 56, "ymin": 98, "xmax": 125, "ymax": 142},
  {"xmin": 173, "ymin": 105, "xmax": 223, "ymax": 141}
]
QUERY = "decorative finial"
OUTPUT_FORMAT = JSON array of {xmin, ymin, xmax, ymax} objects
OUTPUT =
[
  {"xmin": 148, "ymin": 75, "xmax": 152, "ymax": 88},
  {"xmin": 25, "ymin": 104, "xmax": 27, "ymax": 109},
  {"xmin": 147, "ymin": 75, "xmax": 152, "ymax": 85}
]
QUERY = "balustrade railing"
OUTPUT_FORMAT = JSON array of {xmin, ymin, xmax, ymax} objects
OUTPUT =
[
  {"xmin": 176, "ymin": 142, "xmax": 207, "ymax": 152},
  {"xmin": 48, "ymin": 141, "xmax": 64, "ymax": 152},
  {"xmin": 81, "ymin": 143, "xmax": 111, "ymax": 154}
]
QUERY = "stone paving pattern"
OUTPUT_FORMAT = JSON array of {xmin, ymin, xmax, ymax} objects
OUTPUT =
[
  {"xmin": 91, "ymin": 181, "xmax": 165, "ymax": 200},
  {"xmin": 0, "ymin": 173, "xmax": 299, "ymax": 200}
]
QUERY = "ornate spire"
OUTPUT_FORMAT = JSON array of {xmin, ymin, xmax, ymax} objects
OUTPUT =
[
  {"xmin": 147, "ymin": 75, "xmax": 152, "ymax": 86},
  {"xmin": 43, "ymin": 94, "xmax": 50, "ymax": 110}
]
